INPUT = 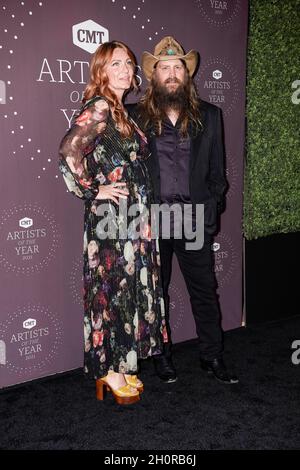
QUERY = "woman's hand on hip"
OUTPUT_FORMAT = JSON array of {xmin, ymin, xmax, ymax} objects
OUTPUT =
[{"xmin": 95, "ymin": 182, "xmax": 129, "ymax": 205}]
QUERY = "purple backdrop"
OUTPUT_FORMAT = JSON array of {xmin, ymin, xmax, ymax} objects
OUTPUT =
[{"xmin": 0, "ymin": 0, "xmax": 248, "ymax": 388}]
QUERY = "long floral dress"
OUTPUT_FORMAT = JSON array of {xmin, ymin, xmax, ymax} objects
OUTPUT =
[{"xmin": 59, "ymin": 96, "xmax": 167, "ymax": 379}]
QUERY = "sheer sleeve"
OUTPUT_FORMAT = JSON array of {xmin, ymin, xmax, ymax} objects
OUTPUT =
[{"xmin": 58, "ymin": 97, "xmax": 109, "ymax": 200}]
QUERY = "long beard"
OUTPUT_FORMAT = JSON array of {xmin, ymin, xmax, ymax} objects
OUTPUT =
[{"xmin": 152, "ymin": 77, "xmax": 189, "ymax": 113}]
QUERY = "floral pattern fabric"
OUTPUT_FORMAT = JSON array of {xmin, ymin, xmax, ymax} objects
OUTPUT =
[{"xmin": 59, "ymin": 97, "xmax": 167, "ymax": 379}]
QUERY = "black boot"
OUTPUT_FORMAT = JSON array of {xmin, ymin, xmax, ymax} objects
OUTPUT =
[
  {"xmin": 200, "ymin": 357, "xmax": 239, "ymax": 384},
  {"xmin": 153, "ymin": 343, "xmax": 177, "ymax": 383}
]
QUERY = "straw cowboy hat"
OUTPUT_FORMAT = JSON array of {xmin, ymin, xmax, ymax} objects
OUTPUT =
[{"xmin": 141, "ymin": 36, "xmax": 198, "ymax": 81}]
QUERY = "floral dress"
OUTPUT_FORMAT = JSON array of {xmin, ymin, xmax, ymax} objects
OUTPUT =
[{"xmin": 59, "ymin": 96, "xmax": 167, "ymax": 379}]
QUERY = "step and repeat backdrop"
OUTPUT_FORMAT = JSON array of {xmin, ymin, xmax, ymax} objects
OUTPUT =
[{"xmin": 0, "ymin": 0, "xmax": 248, "ymax": 388}]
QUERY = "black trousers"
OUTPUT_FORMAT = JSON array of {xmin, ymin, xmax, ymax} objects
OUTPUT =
[{"xmin": 159, "ymin": 234, "xmax": 223, "ymax": 361}]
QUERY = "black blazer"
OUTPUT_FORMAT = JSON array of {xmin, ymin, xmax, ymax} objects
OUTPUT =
[{"xmin": 127, "ymin": 100, "xmax": 227, "ymax": 235}]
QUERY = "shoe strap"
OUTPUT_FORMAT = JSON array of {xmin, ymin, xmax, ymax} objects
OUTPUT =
[{"xmin": 117, "ymin": 384, "xmax": 139, "ymax": 396}]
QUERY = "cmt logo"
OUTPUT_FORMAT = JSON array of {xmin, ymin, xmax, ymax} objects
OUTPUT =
[
  {"xmin": 213, "ymin": 70, "xmax": 222, "ymax": 80},
  {"xmin": 19, "ymin": 217, "xmax": 33, "ymax": 228},
  {"xmin": 23, "ymin": 318, "xmax": 37, "ymax": 330},
  {"xmin": 212, "ymin": 242, "xmax": 220, "ymax": 252},
  {"xmin": 72, "ymin": 19, "xmax": 109, "ymax": 54}
]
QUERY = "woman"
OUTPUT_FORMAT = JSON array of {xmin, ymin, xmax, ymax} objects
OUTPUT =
[{"xmin": 58, "ymin": 41, "xmax": 167, "ymax": 405}]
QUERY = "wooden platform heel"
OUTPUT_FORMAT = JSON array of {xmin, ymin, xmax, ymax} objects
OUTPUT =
[{"xmin": 96, "ymin": 376, "xmax": 140, "ymax": 405}]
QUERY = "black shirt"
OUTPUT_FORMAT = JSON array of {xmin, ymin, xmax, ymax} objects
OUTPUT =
[{"xmin": 156, "ymin": 118, "xmax": 194, "ymax": 237}]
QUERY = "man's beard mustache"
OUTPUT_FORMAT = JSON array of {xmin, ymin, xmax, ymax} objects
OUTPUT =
[{"xmin": 153, "ymin": 77, "xmax": 189, "ymax": 112}]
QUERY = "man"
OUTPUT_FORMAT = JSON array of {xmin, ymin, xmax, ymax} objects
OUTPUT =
[{"xmin": 128, "ymin": 36, "xmax": 238, "ymax": 385}]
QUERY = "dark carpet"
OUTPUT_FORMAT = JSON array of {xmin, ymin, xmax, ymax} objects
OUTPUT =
[{"xmin": 1, "ymin": 315, "xmax": 300, "ymax": 450}]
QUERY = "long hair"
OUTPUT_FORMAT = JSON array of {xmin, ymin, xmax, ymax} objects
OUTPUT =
[
  {"xmin": 83, "ymin": 40, "xmax": 138, "ymax": 138},
  {"xmin": 138, "ymin": 65, "xmax": 202, "ymax": 137}
]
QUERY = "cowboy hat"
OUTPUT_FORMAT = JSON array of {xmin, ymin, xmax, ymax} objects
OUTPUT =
[{"xmin": 141, "ymin": 36, "xmax": 198, "ymax": 81}]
